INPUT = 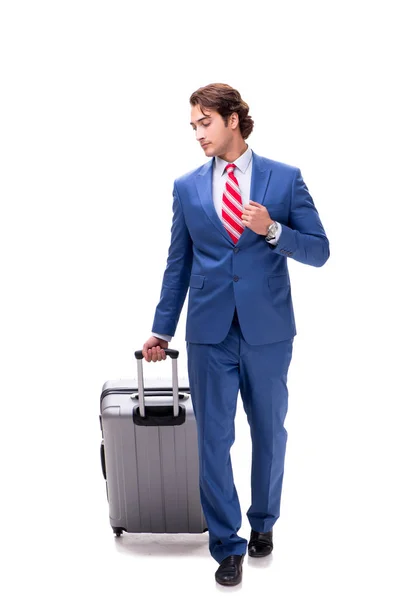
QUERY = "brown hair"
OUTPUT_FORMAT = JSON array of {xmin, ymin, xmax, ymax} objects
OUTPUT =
[{"xmin": 189, "ymin": 83, "xmax": 254, "ymax": 140}]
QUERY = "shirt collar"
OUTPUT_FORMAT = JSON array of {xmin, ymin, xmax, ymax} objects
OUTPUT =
[{"xmin": 214, "ymin": 145, "xmax": 253, "ymax": 177}]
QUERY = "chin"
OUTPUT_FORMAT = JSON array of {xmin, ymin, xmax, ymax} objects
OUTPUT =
[{"xmin": 203, "ymin": 146, "xmax": 216, "ymax": 157}]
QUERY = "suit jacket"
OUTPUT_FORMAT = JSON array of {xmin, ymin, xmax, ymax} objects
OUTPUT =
[{"xmin": 152, "ymin": 151, "xmax": 329, "ymax": 345}]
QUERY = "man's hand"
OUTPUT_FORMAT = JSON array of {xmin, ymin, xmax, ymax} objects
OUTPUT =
[
  {"xmin": 241, "ymin": 201, "xmax": 273, "ymax": 235},
  {"xmin": 142, "ymin": 336, "xmax": 169, "ymax": 362}
]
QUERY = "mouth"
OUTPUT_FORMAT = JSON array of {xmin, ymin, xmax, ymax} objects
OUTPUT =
[{"xmin": 201, "ymin": 143, "xmax": 210, "ymax": 149}]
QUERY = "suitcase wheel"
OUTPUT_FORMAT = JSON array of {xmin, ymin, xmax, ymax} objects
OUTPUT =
[{"xmin": 112, "ymin": 527, "xmax": 124, "ymax": 537}]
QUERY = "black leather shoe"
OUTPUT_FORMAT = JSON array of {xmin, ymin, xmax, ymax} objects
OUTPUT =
[
  {"xmin": 215, "ymin": 554, "xmax": 244, "ymax": 586},
  {"xmin": 248, "ymin": 529, "xmax": 273, "ymax": 557}
]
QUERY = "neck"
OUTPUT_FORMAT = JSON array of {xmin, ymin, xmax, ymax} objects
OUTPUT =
[{"xmin": 218, "ymin": 141, "xmax": 248, "ymax": 163}]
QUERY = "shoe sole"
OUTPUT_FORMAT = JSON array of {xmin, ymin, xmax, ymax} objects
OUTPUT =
[
  {"xmin": 215, "ymin": 577, "xmax": 242, "ymax": 586},
  {"xmin": 248, "ymin": 549, "xmax": 273, "ymax": 558}
]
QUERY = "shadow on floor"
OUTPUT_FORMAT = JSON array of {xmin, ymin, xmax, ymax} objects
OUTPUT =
[{"xmin": 113, "ymin": 532, "xmax": 210, "ymax": 558}]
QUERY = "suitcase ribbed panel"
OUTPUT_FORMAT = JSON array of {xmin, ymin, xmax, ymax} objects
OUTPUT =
[{"xmin": 101, "ymin": 387, "xmax": 207, "ymax": 534}]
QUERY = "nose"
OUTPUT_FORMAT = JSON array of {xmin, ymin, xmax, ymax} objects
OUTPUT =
[{"xmin": 196, "ymin": 128, "xmax": 205, "ymax": 141}]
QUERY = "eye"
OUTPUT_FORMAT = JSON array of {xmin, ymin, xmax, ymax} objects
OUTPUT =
[{"xmin": 191, "ymin": 121, "xmax": 210, "ymax": 131}]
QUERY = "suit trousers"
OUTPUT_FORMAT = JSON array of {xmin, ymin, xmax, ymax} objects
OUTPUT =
[{"xmin": 186, "ymin": 309, "xmax": 293, "ymax": 563}]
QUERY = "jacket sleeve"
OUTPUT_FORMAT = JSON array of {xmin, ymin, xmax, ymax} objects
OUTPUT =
[
  {"xmin": 269, "ymin": 169, "xmax": 330, "ymax": 267},
  {"xmin": 151, "ymin": 183, "xmax": 193, "ymax": 337}
]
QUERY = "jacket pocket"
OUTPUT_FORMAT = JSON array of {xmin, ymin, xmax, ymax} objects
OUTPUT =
[
  {"xmin": 189, "ymin": 274, "xmax": 205, "ymax": 289},
  {"xmin": 268, "ymin": 274, "xmax": 290, "ymax": 290}
]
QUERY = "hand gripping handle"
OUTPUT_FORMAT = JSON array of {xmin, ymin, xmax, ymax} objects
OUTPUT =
[{"xmin": 134, "ymin": 349, "xmax": 180, "ymax": 418}]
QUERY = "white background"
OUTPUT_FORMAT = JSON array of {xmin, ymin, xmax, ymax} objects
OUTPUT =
[{"xmin": 1, "ymin": 1, "xmax": 399, "ymax": 598}]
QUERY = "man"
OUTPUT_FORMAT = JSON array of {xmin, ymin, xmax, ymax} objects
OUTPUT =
[{"xmin": 142, "ymin": 83, "xmax": 329, "ymax": 586}]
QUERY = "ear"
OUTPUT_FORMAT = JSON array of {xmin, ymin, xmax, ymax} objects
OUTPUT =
[{"xmin": 229, "ymin": 112, "xmax": 239, "ymax": 130}]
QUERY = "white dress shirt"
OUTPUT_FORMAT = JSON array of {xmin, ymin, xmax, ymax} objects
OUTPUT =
[{"xmin": 152, "ymin": 147, "xmax": 281, "ymax": 342}]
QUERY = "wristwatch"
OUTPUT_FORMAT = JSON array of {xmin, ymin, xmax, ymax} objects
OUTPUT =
[{"xmin": 265, "ymin": 221, "xmax": 279, "ymax": 242}]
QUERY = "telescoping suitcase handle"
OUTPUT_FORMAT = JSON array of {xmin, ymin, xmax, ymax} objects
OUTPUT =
[{"xmin": 134, "ymin": 349, "xmax": 180, "ymax": 418}]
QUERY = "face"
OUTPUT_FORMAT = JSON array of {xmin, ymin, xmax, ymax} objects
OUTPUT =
[{"xmin": 190, "ymin": 104, "xmax": 237, "ymax": 158}]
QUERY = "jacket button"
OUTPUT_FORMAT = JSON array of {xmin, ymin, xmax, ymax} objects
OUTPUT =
[
  {"xmin": 233, "ymin": 275, "xmax": 239, "ymax": 282},
  {"xmin": 233, "ymin": 248, "xmax": 239, "ymax": 253}
]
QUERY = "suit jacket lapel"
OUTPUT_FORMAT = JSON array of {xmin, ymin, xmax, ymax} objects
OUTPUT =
[
  {"xmin": 195, "ymin": 159, "xmax": 233, "ymax": 244},
  {"xmin": 249, "ymin": 152, "xmax": 272, "ymax": 207},
  {"xmin": 236, "ymin": 151, "xmax": 272, "ymax": 245}
]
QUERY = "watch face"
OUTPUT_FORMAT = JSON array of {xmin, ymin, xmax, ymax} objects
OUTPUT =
[{"xmin": 267, "ymin": 222, "xmax": 277, "ymax": 239}]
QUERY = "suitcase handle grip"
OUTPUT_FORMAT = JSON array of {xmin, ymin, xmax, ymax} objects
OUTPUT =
[
  {"xmin": 134, "ymin": 348, "xmax": 180, "ymax": 418},
  {"xmin": 134, "ymin": 349, "xmax": 179, "ymax": 360}
]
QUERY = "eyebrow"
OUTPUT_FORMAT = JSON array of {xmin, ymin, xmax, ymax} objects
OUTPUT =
[{"xmin": 190, "ymin": 116, "xmax": 211, "ymax": 126}]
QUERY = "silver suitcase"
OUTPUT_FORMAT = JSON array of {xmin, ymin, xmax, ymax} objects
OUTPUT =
[{"xmin": 100, "ymin": 349, "xmax": 207, "ymax": 536}]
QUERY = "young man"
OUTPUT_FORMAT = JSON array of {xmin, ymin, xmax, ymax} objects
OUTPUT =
[{"xmin": 142, "ymin": 83, "xmax": 329, "ymax": 586}]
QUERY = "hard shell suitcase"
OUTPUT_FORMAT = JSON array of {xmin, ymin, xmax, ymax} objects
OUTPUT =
[{"xmin": 100, "ymin": 349, "xmax": 207, "ymax": 536}]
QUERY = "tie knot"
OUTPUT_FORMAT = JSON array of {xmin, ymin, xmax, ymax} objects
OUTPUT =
[{"xmin": 226, "ymin": 163, "xmax": 237, "ymax": 174}]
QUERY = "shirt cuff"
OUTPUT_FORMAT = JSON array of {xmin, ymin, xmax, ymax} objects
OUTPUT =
[{"xmin": 152, "ymin": 332, "xmax": 172, "ymax": 343}]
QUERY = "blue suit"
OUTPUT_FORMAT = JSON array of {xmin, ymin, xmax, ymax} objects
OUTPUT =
[{"xmin": 152, "ymin": 151, "xmax": 329, "ymax": 562}]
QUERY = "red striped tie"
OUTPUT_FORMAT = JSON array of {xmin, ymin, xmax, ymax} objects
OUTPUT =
[{"xmin": 222, "ymin": 163, "xmax": 244, "ymax": 244}]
